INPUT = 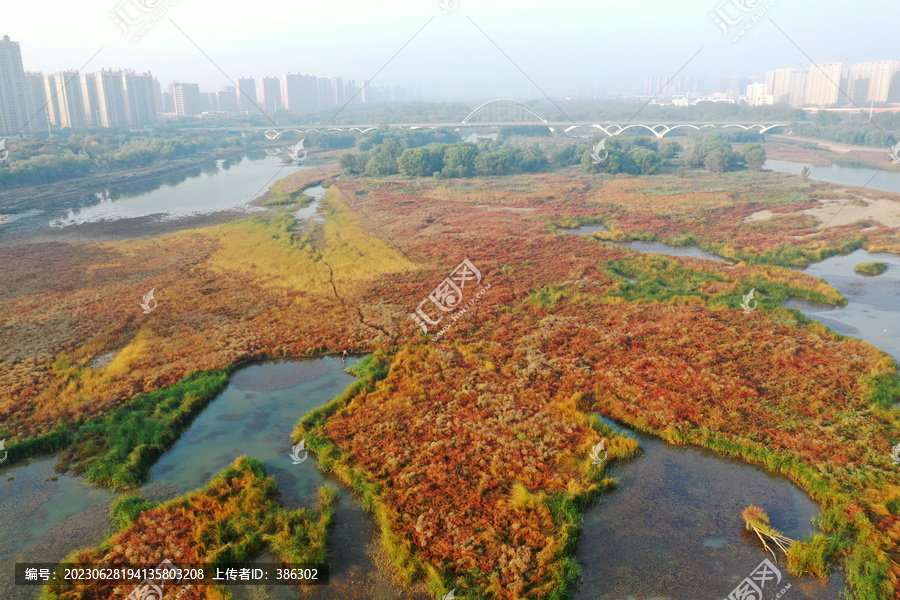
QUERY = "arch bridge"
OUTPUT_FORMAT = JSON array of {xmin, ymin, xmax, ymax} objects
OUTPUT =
[
  {"xmin": 459, "ymin": 99, "xmax": 554, "ymax": 133},
  {"xmin": 204, "ymin": 98, "xmax": 790, "ymax": 139}
]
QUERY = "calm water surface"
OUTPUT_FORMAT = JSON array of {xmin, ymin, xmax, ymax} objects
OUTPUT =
[
  {"xmin": 574, "ymin": 420, "xmax": 843, "ymax": 600},
  {"xmin": 766, "ymin": 159, "xmax": 900, "ymax": 194},
  {"xmin": 0, "ymin": 155, "xmax": 304, "ymax": 234}
]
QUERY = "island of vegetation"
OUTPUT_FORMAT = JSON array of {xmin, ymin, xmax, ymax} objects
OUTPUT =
[{"xmin": 854, "ymin": 261, "xmax": 889, "ymax": 276}]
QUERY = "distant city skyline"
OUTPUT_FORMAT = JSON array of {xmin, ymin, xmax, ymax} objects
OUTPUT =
[
  {"xmin": 4, "ymin": 27, "xmax": 900, "ymax": 135},
  {"xmin": 4, "ymin": 0, "xmax": 899, "ymax": 102}
]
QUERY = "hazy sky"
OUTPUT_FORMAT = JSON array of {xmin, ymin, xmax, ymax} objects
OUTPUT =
[{"xmin": 4, "ymin": 0, "xmax": 898, "ymax": 101}]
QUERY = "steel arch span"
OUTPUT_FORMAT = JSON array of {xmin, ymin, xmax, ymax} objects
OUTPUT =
[{"xmin": 461, "ymin": 99, "xmax": 554, "ymax": 132}]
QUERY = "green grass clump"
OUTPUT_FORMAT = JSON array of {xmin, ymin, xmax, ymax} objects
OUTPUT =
[
  {"xmin": 109, "ymin": 495, "xmax": 159, "ymax": 531},
  {"xmin": 854, "ymin": 262, "xmax": 888, "ymax": 276},
  {"xmin": 56, "ymin": 368, "xmax": 232, "ymax": 490}
]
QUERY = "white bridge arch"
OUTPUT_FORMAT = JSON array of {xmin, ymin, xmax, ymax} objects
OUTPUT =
[
  {"xmin": 563, "ymin": 122, "xmax": 786, "ymax": 139},
  {"xmin": 460, "ymin": 99, "xmax": 554, "ymax": 132}
]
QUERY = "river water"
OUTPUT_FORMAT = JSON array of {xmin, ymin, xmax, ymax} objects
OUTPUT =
[
  {"xmin": 0, "ymin": 154, "xmax": 301, "ymax": 235},
  {"xmin": 766, "ymin": 159, "xmax": 900, "ymax": 194}
]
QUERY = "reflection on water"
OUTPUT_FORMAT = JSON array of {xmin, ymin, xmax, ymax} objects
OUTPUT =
[
  {"xmin": 48, "ymin": 155, "xmax": 296, "ymax": 229},
  {"xmin": 786, "ymin": 249, "xmax": 900, "ymax": 363},
  {"xmin": 563, "ymin": 223, "xmax": 610, "ymax": 235},
  {"xmin": 296, "ymin": 185, "xmax": 329, "ymax": 225},
  {"xmin": 766, "ymin": 159, "xmax": 900, "ymax": 194},
  {"xmin": 146, "ymin": 357, "xmax": 358, "ymax": 504},
  {"xmin": 565, "ymin": 226, "xmax": 899, "ymax": 363},
  {"xmin": 0, "ymin": 153, "xmax": 299, "ymax": 234},
  {"xmin": 575, "ymin": 419, "xmax": 844, "ymax": 600}
]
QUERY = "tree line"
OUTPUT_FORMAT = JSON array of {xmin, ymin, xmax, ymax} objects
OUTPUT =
[
  {"xmin": 0, "ymin": 130, "xmax": 247, "ymax": 188},
  {"xmin": 338, "ymin": 130, "xmax": 768, "ymax": 178}
]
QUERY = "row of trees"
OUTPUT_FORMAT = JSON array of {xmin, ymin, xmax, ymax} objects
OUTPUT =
[
  {"xmin": 790, "ymin": 111, "xmax": 899, "ymax": 148},
  {"xmin": 339, "ymin": 129, "xmax": 767, "ymax": 178},
  {"xmin": 340, "ymin": 137, "xmax": 549, "ymax": 178},
  {"xmin": 0, "ymin": 130, "xmax": 246, "ymax": 188},
  {"xmin": 682, "ymin": 137, "xmax": 767, "ymax": 172}
]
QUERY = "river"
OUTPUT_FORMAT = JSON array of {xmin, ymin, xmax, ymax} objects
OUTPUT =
[
  {"xmin": 0, "ymin": 154, "xmax": 301, "ymax": 236},
  {"xmin": 766, "ymin": 159, "xmax": 900, "ymax": 194}
]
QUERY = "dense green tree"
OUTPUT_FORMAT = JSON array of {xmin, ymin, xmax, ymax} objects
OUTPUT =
[
  {"xmin": 516, "ymin": 145, "xmax": 546, "ymax": 172},
  {"xmin": 742, "ymin": 143, "xmax": 767, "ymax": 171},
  {"xmin": 628, "ymin": 147, "xmax": 662, "ymax": 174},
  {"xmin": 398, "ymin": 148, "xmax": 431, "ymax": 177},
  {"xmin": 339, "ymin": 153, "xmax": 362, "ymax": 175},
  {"xmin": 474, "ymin": 150, "xmax": 513, "ymax": 176},
  {"xmin": 659, "ymin": 141, "xmax": 681, "ymax": 159},
  {"xmin": 442, "ymin": 143, "xmax": 479, "ymax": 178}
]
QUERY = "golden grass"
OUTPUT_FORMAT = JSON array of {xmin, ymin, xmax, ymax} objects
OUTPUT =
[{"xmin": 206, "ymin": 186, "xmax": 416, "ymax": 297}]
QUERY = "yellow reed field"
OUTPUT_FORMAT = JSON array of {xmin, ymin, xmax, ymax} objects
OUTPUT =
[{"xmin": 205, "ymin": 184, "xmax": 416, "ymax": 297}]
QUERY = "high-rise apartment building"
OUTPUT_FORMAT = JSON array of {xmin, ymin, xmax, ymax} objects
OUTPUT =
[
  {"xmin": 171, "ymin": 82, "xmax": 201, "ymax": 116},
  {"xmin": 259, "ymin": 76, "xmax": 281, "ymax": 113},
  {"xmin": 316, "ymin": 76, "xmax": 334, "ymax": 108},
  {"xmin": 765, "ymin": 68, "xmax": 806, "ymax": 105},
  {"xmin": 745, "ymin": 82, "xmax": 773, "ymax": 106},
  {"xmin": 23, "ymin": 71, "xmax": 48, "ymax": 133},
  {"xmin": 344, "ymin": 79, "xmax": 359, "ymax": 105},
  {"xmin": 0, "ymin": 35, "xmax": 33, "ymax": 136},
  {"xmin": 44, "ymin": 70, "xmax": 89, "ymax": 128},
  {"xmin": 216, "ymin": 85, "xmax": 237, "ymax": 112},
  {"xmin": 803, "ymin": 62, "xmax": 842, "ymax": 106},
  {"xmin": 93, "ymin": 70, "xmax": 128, "ymax": 127},
  {"xmin": 80, "ymin": 73, "xmax": 100, "ymax": 126},
  {"xmin": 235, "ymin": 77, "xmax": 256, "ymax": 110},
  {"xmin": 332, "ymin": 76, "xmax": 344, "ymax": 107},
  {"xmin": 198, "ymin": 92, "xmax": 215, "ymax": 113},
  {"xmin": 847, "ymin": 60, "xmax": 900, "ymax": 105},
  {"xmin": 282, "ymin": 72, "xmax": 317, "ymax": 111},
  {"xmin": 121, "ymin": 70, "xmax": 157, "ymax": 126}
]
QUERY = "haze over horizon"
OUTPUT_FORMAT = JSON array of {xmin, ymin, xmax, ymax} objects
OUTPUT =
[{"xmin": 5, "ymin": 0, "xmax": 898, "ymax": 101}]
